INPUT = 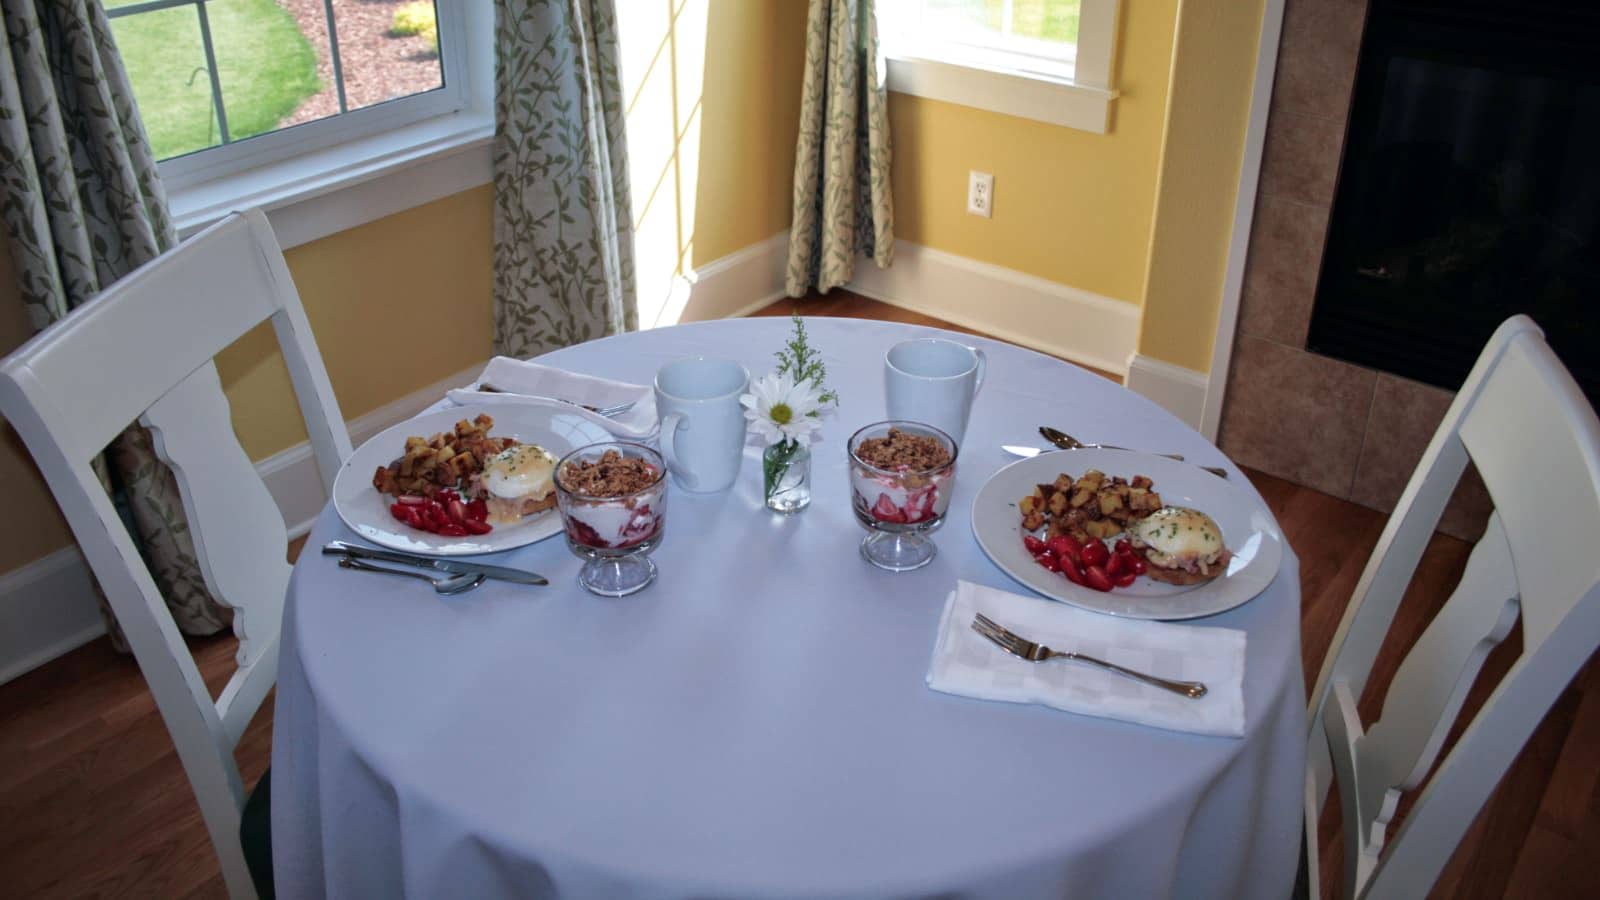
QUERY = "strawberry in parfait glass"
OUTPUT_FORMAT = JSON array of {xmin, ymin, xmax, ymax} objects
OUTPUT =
[
  {"xmin": 847, "ymin": 421, "xmax": 957, "ymax": 571},
  {"xmin": 554, "ymin": 442, "xmax": 667, "ymax": 596}
]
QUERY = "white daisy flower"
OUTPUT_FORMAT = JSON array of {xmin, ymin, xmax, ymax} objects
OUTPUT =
[{"xmin": 740, "ymin": 372, "xmax": 827, "ymax": 447}]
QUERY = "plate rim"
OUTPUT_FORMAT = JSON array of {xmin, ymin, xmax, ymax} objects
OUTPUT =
[
  {"xmin": 969, "ymin": 450, "xmax": 1283, "ymax": 620},
  {"xmin": 332, "ymin": 402, "xmax": 612, "ymax": 557}
]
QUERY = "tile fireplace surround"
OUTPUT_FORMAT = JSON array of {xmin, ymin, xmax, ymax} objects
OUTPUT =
[{"xmin": 1218, "ymin": 0, "xmax": 1491, "ymax": 540}]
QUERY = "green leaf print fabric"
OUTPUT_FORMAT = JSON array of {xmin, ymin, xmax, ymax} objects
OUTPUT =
[
  {"xmin": 493, "ymin": 0, "xmax": 637, "ymax": 358},
  {"xmin": 0, "ymin": 0, "xmax": 228, "ymax": 642},
  {"xmin": 786, "ymin": 0, "xmax": 894, "ymax": 297}
]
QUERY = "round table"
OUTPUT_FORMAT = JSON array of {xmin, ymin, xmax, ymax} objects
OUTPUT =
[{"xmin": 272, "ymin": 318, "xmax": 1306, "ymax": 899}]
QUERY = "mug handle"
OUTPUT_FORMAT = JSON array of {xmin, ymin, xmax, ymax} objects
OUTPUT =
[
  {"xmin": 659, "ymin": 412, "xmax": 697, "ymax": 490},
  {"xmin": 970, "ymin": 346, "xmax": 987, "ymax": 398}
]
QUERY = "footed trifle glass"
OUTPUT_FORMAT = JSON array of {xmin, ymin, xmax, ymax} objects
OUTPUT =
[
  {"xmin": 555, "ymin": 442, "xmax": 668, "ymax": 596},
  {"xmin": 847, "ymin": 421, "xmax": 958, "ymax": 571}
]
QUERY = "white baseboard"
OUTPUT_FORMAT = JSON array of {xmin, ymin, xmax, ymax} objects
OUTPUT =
[
  {"xmin": 664, "ymin": 230, "xmax": 791, "ymax": 325},
  {"xmin": 257, "ymin": 362, "xmax": 485, "ymax": 539},
  {"xmin": 0, "ymin": 547, "xmax": 103, "ymax": 686},
  {"xmin": 846, "ymin": 240, "xmax": 1139, "ymax": 376},
  {"xmin": 1125, "ymin": 353, "xmax": 1209, "ymax": 429},
  {"xmin": 0, "ymin": 363, "xmax": 487, "ymax": 685}
]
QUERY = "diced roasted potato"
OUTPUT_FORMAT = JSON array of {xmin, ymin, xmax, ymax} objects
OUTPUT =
[
  {"xmin": 1047, "ymin": 491, "xmax": 1069, "ymax": 515},
  {"xmin": 1131, "ymin": 475, "xmax": 1153, "ymax": 489},
  {"xmin": 1084, "ymin": 519, "xmax": 1120, "ymax": 539},
  {"xmin": 1098, "ymin": 492, "xmax": 1125, "ymax": 516},
  {"xmin": 1069, "ymin": 486, "xmax": 1094, "ymax": 508}
]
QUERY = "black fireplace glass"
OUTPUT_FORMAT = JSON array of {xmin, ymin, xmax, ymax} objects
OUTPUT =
[{"xmin": 1306, "ymin": 0, "xmax": 1600, "ymax": 404}]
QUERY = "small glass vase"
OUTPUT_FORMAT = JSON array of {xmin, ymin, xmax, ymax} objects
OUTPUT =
[{"xmin": 763, "ymin": 439, "xmax": 811, "ymax": 514}]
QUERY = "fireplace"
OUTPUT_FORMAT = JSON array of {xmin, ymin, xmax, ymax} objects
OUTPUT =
[{"xmin": 1306, "ymin": 0, "xmax": 1600, "ymax": 404}]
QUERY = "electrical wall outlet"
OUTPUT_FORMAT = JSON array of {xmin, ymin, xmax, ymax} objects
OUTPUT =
[{"xmin": 967, "ymin": 170, "xmax": 995, "ymax": 218}]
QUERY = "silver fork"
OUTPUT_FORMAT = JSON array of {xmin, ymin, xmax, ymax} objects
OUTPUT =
[
  {"xmin": 478, "ymin": 383, "xmax": 635, "ymax": 417},
  {"xmin": 971, "ymin": 613, "xmax": 1208, "ymax": 699},
  {"xmin": 338, "ymin": 557, "xmax": 485, "ymax": 595}
]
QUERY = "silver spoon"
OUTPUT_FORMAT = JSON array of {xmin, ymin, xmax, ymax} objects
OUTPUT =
[
  {"xmin": 338, "ymin": 557, "xmax": 486, "ymax": 595},
  {"xmin": 1038, "ymin": 426, "xmax": 1230, "ymax": 479}
]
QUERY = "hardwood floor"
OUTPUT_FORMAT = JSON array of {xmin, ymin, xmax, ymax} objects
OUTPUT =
[{"xmin": 1, "ymin": 297, "xmax": 1594, "ymax": 897}]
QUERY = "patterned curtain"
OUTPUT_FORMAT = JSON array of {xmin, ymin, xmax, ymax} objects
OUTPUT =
[
  {"xmin": 785, "ymin": 0, "xmax": 894, "ymax": 297},
  {"xmin": 493, "ymin": 0, "xmax": 636, "ymax": 358},
  {"xmin": 0, "ymin": 0, "xmax": 228, "ymax": 640}
]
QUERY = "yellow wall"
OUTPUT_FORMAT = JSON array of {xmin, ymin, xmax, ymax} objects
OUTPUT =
[
  {"xmin": 1137, "ymin": 0, "xmax": 1267, "ymax": 372},
  {"xmin": 888, "ymin": 0, "xmax": 1178, "ymax": 306},
  {"xmin": 215, "ymin": 186, "xmax": 495, "ymax": 461},
  {"xmin": 692, "ymin": 0, "xmax": 807, "ymax": 265},
  {"xmin": 624, "ymin": 0, "xmax": 807, "ymax": 325},
  {"xmin": 889, "ymin": 0, "xmax": 1270, "ymax": 373}
]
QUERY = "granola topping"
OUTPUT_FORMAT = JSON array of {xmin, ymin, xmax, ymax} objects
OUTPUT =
[
  {"xmin": 559, "ymin": 450, "xmax": 660, "ymax": 498},
  {"xmin": 854, "ymin": 427, "xmax": 952, "ymax": 472}
]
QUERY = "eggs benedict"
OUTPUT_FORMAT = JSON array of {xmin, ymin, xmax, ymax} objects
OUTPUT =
[
  {"xmin": 479, "ymin": 443, "xmax": 558, "ymax": 523},
  {"xmin": 1125, "ymin": 507, "xmax": 1231, "ymax": 586}
]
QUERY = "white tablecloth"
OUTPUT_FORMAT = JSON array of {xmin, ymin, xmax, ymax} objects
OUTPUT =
[{"xmin": 272, "ymin": 318, "xmax": 1306, "ymax": 899}]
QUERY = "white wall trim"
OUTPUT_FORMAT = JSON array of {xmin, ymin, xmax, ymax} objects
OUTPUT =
[
  {"xmin": 0, "ymin": 547, "xmax": 102, "ymax": 686},
  {"xmin": 667, "ymin": 231, "xmax": 791, "ymax": 324},
  {"xmin": 0, "ymin": 362, "xmax": 488, "ymax": 685},
  {"xmin": 258, "ymin": 362, "xmax": 486, "ymax": 539},
  {"xmin": 846, "ymin": 240, "xmax": 1138, "ymax": 376},
  {"xmin": 1199, "ymin": 0, "xmax": 1288, "ymax": 441},
  {"xmin": 1125, "ymin": 353, "xmax": 1209, "ymax": 429}
]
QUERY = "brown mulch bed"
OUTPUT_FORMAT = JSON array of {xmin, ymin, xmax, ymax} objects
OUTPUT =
[{"xmin": 277, "ymin": 0, "xmax": 444, "ymax": 127}]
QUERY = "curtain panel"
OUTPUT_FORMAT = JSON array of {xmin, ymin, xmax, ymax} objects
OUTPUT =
[
  {"xmin": 493, "ymin": 0, "xmax": 636, "ymax": 359},
  {"xmin": 0, "ymin": 0, "xmax": 228, "ymax": 639},
  {"xmin": 786, "ymin": 0, "xmax": 894, "ymax": 297}
]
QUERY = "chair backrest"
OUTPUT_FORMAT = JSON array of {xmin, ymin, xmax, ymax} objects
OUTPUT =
[
  {"xmin": 0, "ymin": 210, "xmax": 352, "ymax": 898},
  {"xmin": 1305, "ymin": 315, "xmax": 1600, "ymax": 900}
]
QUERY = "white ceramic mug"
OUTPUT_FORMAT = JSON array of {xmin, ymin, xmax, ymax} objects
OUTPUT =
[
  {"xmin": 654, "ymin": 358, "xmax": 750, "ymax": 492},
  {"xmin": 884, "ymin": 338, "xmax": 987, "ymax": 446}
]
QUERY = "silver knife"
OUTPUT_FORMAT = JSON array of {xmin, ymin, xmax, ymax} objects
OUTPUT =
[
  {"xmin": 323, "ymin": 541, "xmax": 549, "ymax": 585},
  {"xmin": 1001, "ymin": 445, "xmax": 1230, "ymax": 479}
]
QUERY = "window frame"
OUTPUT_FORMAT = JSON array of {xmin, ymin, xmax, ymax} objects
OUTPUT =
[
  {"xmin": 134, "ymin": 1, "xmax": 495, "ymax": 249},
  {"xmin": 878, "ymin": 0, "xmax": 1121, "ymax": 134}
]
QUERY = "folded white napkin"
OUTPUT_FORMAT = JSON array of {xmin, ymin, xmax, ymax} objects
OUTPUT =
[
  {"xmin": 927, "ymin": 581, "xmax": 1247, "ymax": 737},
  {"xmin": 445, "ymin": 357, "xmax": 658, "ymax": 440}
]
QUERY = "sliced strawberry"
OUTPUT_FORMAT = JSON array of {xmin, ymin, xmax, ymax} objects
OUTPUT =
[
  {"xmin": 447, "ymin": 499, "xmax": 469, "ymax": 525},
  {"xmin": 1023, "ymin": 535, "xmax": 1047, "ymax": 555},
  {"xmin": 1080, "ymin": 541, "xmax": 1109, "ymax": 568},
  {"xmin": 463, "ymin": 519, "xmax": 493, "ymax": 535},
  {"xmin": 1060, "ymin": 561, "xmax": 1086, "ymax": 585},
  {"xmin": 1049, "ymin": 535, "xmax": 1083, "ymax": 563},
  {"xmin": 872, "ymin": 493, "xmax": 907, "ymax": 524},
  {"xmin": 1112, "ymin": 570, "xmax": 1137, "ymax": 588},
  {"xmin": 1083, "ymin": 564, "xmax": 1113, "ymax": 592}
]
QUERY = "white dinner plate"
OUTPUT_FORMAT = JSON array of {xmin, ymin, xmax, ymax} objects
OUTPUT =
[
  {"xmin": 332, "ymin": 403, "xmax": 613, "ymax": 557},
  {"xmin": 970, "ymin": 449, "xmax": 1284, "ymax": 620}
]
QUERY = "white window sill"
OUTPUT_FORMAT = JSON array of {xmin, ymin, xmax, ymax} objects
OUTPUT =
[
  {"xmin": 168, "ymin": 109, "xmax": 494, "ymax": 250},
  {"xmin": 885, "ymin": 53, "xmax": 1118, "ymax": 134}
]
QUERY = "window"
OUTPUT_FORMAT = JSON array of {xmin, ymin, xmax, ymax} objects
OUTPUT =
[
  {"xmin": 106, "ymin": 0, "xmax": 470, "ymax": 192},
  {"xmin": 877, "ymin": 0, "xmax": 1119, "ymax": 133}
]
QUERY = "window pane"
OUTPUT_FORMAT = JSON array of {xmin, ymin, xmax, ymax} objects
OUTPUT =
[
  {"xmin": 923, "ymin": 0, "xmax": 1080, "ymax": 48},
  {"xmin": 924, "ymin": 0, "xmax": 1001, "ymax": 33},
  {"xmin": 330, "ymin": 0, "xmax": 445, "ymax": 112},
  {"xmin": 209, "ymin": 0, "xmax": 330, "ymax": 143},
  {"xmin": 1010, "ymin": 0, "xmax": 1080, "ymax": 44},
  {"xmin": 108, "ymin": 4, "xmax": 221, "ymax": 160}
]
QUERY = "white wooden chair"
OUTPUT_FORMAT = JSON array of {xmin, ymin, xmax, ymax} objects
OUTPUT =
[
  {"xmin": 0, "ymin": 210, "xmax": 351, "ymax": 898},
  {"xmin": 1303, "ymin": 314, "xmax": 1600, "ymax": 899}
]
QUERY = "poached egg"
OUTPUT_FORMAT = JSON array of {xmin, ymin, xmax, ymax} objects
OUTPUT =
[
  {"xmin": 1126, "ymin": 507, "xmax": 1226, "ymax": 571},
  {"xmin": 481, "ymin": 443, "xmax": 557, "ymax": 501}
]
